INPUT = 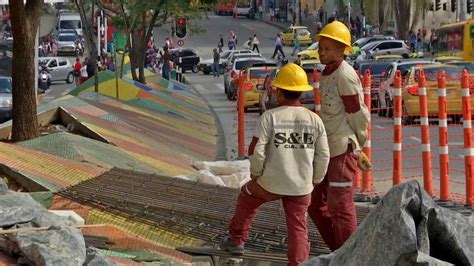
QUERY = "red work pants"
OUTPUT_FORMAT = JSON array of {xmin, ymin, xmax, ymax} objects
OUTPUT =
[
  {"xmin": 228, "ymin": 180, "xmax": 311, "ymax": 266},
  {"xmin": 308, "ymin": 146, "xmax": 358, "ymax": 251}
]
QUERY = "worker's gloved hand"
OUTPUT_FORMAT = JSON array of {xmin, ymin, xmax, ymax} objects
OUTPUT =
[{"xmin": 357, "ymin": 151, "xmax": 371, "ymax": 171}]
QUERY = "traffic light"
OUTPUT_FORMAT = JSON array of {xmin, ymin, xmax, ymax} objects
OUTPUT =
[
  {"xmin": 468, "ymin": 0, "xmax": 473, "ymax": 13},
  {"xmin": 435, "ymin": 0, "xmax": 442, "ymax": 10},
  {"xmin": 451, "ymin": 0, "xmax": 457, "ymax": 12},
  {"xmin": 175, "ymin": 17, "xmax": 187, "ymax": 39}
]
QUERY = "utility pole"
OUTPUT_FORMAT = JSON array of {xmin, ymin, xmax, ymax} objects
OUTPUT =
[{"xmin": 460, "ymin": 0, "xmax": 466, "ymax": 20}]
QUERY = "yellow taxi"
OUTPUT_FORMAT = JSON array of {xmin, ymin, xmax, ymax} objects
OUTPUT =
[
  {"xmin": 280, "ymin": 26, "xmax": 313, "ymax": 46},
  {"xmin": 434, "ymin": 56, "xmax": 464, "ymax": 63},
  {"xmin": 296, "ymin": 42, "xmax": 319, "ymax": 60},
  {"xmin": 240, "ymin": 66, "xmax": 277, "ymax": 111},
  {"xmin": 402, "ymin": 64, "xmax": 470, "ymax": 124},
  {"xmin": 374, "ymin": 54, "xmax": 403, "ymax": 61}
]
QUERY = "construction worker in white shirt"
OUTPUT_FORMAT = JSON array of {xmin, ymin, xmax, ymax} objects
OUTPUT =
[{"xmin": 222, "ymin": 63, "xmax": 330, "ymax": 265}]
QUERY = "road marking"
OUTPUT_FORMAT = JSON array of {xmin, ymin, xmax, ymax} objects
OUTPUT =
[
  {"xmin": 194, "ymin": 84, "xmax": 207, "ymax": 93},
  {"xmin": 409, "ymin": 136, "xmax": 421, "ymax": 143},
  {"xmin": 215, "ymin": 83, "xmax": 225, "ymax": 91},
  {"xmin": 374, "ymin": 125, "xmax": 385, "ymax": 129},
  {"xmin": 448, "ymin": 142, "xmax": 465, "ymax": 146}
]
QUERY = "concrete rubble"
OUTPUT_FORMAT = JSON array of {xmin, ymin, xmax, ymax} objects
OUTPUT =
[
  {"xmin": 0, "ymin": 179, "xmax": 114, "ymax": 266},
  {"xmin": 175, "ymin": 160, "xmax": 251, "ymax": 188},
  {"xmin": 302, "ymin": 180, "xmax": 474, "ymax": 266}
]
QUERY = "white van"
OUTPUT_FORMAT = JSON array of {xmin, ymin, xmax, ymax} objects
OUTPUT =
[{"xmin": 58, "ymin": 13, "xmax": 82, "ymax": 36}]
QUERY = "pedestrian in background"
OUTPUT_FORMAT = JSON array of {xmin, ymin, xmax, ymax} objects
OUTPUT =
[
  {"xmin": 80, "ymin": 59, "xmax": 89, "ymax": 84},
  {"xmin": 318, "ymin": 5, "xmax": 324, "ymax": 24},
  {"xmin": 408, "ymin": 30, "xmax": 416, "ymax": 53},
  {"xmin": 218, "ymin": 34, "xmax": 224, "ymax": 53},
  {"xmin": 304, "ymin": 4, "xmax": 309, "ymax": 18},
  {"xmin": 291, "ymin": 34, "xmax": 301, "ymax": 56},
  {"xmin": 73, "ymin": 57, "xmax": 82, "ymax": 87},
  {"xmin": 251, "ymin": 34, "xmax": 260, "ymax": 53},
  {"xmin": 212, "ymin": 48, "xmax": 220, "ymax": 78},
  {"xmin": 308, "ymin": 21, "xmax": 370, "ymax": 252},
  {"xmin": 51, "ymin": 41, "xmax": 57, "ymax": 57},
  {"xmin": 221, "ymin": 63, "xmax": 330, "ymax": 266},
  {"xmin": 243, "ymin": 37, "xmax": 252, "ymax": 50},
  {"xmin": 161, "ymin": 46, "xmax": 171, "ymax": 80},
  {"xmin": 271, "ymin": 33, "xmax": 285, "ymax": 59}
]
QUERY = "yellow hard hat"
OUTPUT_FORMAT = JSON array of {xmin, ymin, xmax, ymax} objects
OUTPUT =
[
  {"xmin": 272, "ymin": 63, "xmax": 313, "ymax": 92},
  {"xmin": 317, "ymin": 21, "xmax": 352, "ymax": 53}
]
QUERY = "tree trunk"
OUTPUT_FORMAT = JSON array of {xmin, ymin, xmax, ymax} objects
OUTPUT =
[
  {"xmin": 393, "ymin": 0, "xmax": 411, "ymax": 40},
  {"xmin": 9, "ymin": 0, "xmax": 43, "ymax": 142},
  {"xmin": 74, "ymin": 0, "xmax": 99, "ymax": 91}
]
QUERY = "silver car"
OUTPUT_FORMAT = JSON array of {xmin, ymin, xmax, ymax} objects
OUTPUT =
[
  {"xmin": 362, "ymin": 40, "xmax": 411, "ymax": 59},
  {"xmin": 39, "ymin": 57, "xmax": 75, "ymax": 84},
  {"xmin": 57, "ymin": 33, "xmax": 77, "ymax": 55},
  {"xmin": 0, "ymin": 76, "xmax": 12, "ymax": 123}
]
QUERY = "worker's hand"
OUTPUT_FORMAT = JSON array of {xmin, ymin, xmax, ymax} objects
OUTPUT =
[{"xmin": 357, "ymin": 151, "xmax": 372, "ymax": 171}]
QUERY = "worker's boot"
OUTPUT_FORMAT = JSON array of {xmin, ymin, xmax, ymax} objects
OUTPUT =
[{"xmin": 220, "ymin": 236, "xmax": 245, "ymax": 255}]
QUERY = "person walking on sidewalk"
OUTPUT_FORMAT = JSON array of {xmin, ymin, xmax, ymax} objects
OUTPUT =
[
  {"xmin": 222, "ymin": 63, "xmax": 330, "ymax": 266},
  {"xmin": 307, "ymin": 21, "xmax": 371, "ymax": 252},
  {"xmin": 212, "ymin": 48, "xmax": 220, "ymax": 78},
  {"xmin": 271, "ymin": 33, "xmax": 285, "ymax": 59},
  {"xmin": 218, "ymin": 34, "xmax": 224, "ymax": 53},
  {"xmin": 291, "ymin": 34, "xmax": 301, "ymax": 56},
  {"xmin": 73, "ymin": 57, "xmax": 82, "ymax": 87},
  {"xmin": 160, "ymin": 46, "xmax": 171, "ymax": 80},
  {"xmin": 251, "ymin": 34, "xmax": 260, "ymax": 53}
]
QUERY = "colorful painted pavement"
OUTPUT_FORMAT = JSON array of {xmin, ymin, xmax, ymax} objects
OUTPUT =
[{"xmin": 0, "ymin": 71, "xmax": 218, "ymax": 192}]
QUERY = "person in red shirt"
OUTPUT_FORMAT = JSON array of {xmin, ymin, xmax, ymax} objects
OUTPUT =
[{"xmin": 73, "ymin": 57, "xmax": 82, "ymax": 87}]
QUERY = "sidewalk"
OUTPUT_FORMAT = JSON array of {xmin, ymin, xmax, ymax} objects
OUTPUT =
[{"xmin": 262, "ymin": 15, "xmax": 318, "ymax": 34}]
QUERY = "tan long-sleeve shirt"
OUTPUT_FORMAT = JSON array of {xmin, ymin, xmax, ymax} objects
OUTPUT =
[
  {"xmin": 249, "ymin": 105, "xmax": 330, "ymax": 196},
  {"xmin": 320, "ymin": 60, "xmax": 370, "ymax": 157}
]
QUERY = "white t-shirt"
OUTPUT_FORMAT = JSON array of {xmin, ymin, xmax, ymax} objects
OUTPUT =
[{"xmin": 80, "ymin": 66, "xmax": 88, "ymax": 77}]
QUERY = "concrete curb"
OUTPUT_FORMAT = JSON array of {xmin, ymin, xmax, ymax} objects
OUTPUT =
[{"xmin": 171, "ymin": 74, "xmax": 227, "ymax": 161}]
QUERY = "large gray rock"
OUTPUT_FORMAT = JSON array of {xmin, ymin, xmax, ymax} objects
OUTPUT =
[
  {"xmin": 0, "ymin": 190, "xmax": 112, "ymax": 265},
  {"xmin": 303, "ymin": 180, "xmax": 474, "ymax": 266}
]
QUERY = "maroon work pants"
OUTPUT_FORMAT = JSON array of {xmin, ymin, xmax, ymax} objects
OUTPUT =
[
  {"xmin": 308, "ymin": 146, "xmax": 358, "ymax": 251},
  {"xmin": 228, "ymin": 180, "xmax": 311, "ymax": 266}
]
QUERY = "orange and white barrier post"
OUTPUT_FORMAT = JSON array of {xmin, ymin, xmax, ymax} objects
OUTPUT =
[
  {"xmin": 461, "ymin": 69, "xmax": 473, "ymax": 206},
  {"xmin": 417, "ymin": 69, "xmax": 434, "ymax": 196},
  {"xmin": 437, "ymin": 70, "xmax": 451, "ymax": 201},
  {"xmin": 313, "ymin": 69, "xmax": 321, "ymax": 115},
  {"xmin": 237, "ymin": 72, "xmax": 246, "ymax": 158},
  {"xmin": 393, "ymin": 70, "xmax": 403, "ymax": 185},
  {"xmin": 362, "ymin": 69, "xmax": 372, "ymax": 192}
]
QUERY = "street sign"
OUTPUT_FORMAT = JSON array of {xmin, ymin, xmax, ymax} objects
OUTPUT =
[{"xmin": 177, "ymin": 39, "xmax": 184, "ymax": 47}]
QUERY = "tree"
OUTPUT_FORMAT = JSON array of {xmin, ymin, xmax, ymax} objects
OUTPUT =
[
  {"xmin": 9, "ymin": 0, "xmax": 43, "ymax": 141},
  {"xmin": 98, "ymin": 0, "xmax": 205, "ymax": 83},
  {"xmin": 391, "ymin": 0, "xmax": 426, "ymax": 40},
  {"xmin": 73, "ymin": 0, "xmax": 99, "ymax": 92}
]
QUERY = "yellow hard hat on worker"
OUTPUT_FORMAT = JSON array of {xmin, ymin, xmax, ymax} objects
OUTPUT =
[
  {"xmin": 271, "ymin": 63, "xmax": 313, "ymax": 92},
  {"xmin": 317, "ymin": 21, "xmax": 352, "ymax": 54}
]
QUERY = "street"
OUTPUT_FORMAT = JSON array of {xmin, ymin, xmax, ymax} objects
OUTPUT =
[{"xmin": 154, "ymin": 13, "xmax": 469, "ymax": 197}]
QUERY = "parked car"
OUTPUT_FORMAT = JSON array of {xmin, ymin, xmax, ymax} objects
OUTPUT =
[
  {"xmin": 224, "ymin": 53, "xmax": 264, "ymax": 93},
  {"xmin": 352, "ymin": 35, "xmax": 396, "ymax": 48},
  {"xmin": 225, "ymin": 58, "xmax": 267, "ymax": 100},
  {"xmin": 0, "ymin": 76, "xmax": 12, "ymax": 123},
  {"xmin": 199, "ymin": 50, "xmax": 252, "ymax": 75},
  {"xmin": 57, "ymin": 32, "xmax": 78, "ymax": 56},
  {"xmin": 296, "ymin": 42, "xmax": 319, "ymax": 60},
  {"xmin": 57, "ymin": 12, "xmax": 82, "ymax": 36},
  {"xmin": 361, "ymin": 40, "xmax": 411, "ymax": 59},
  {"xmin": 169, "ymin": 48, "xmax": 200, "ymax": 73},
  {"xmin": 259, "ymin": 65, "xmax": 318, "ymax": 114},
  {"xmin": 378, "ymin": 60, "xmax": 441, "ymax": 117},
  {"xmin": 233, "ymin": 0, "xmax": 255, "ymax": 18},
  {"xmin": 402, "ymin": 65, "xmax": 466, "ymax": 124},
  {"xmin": 358, "ymin": 61, "xmax": 392, "ymax": 111},
  {"xmin": 225, "ymin": 52, "xmax": 263, "ymax": 70},
  {"xmin": 38, "ymin": 57, "xmax": 74, "ymax": 84},
  {"xmin": 238, "ymin": 65, "xmax": 277, "ymax": 111},
  {"xmin": 280, "ymin": 26, "xmax": 313, "ymax": 46},
  {"xmin": 444, "ymin": 61, "xmax": 474, "ymax": 72}
]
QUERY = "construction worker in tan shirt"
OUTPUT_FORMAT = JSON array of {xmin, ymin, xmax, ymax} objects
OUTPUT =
[
  {"xmin": 307, "ymin": 21, "xmax": 371, "ymax": 251},
  {"xmin": 222, "ymin": 63, "xmax": 330, "ymax": 265}
]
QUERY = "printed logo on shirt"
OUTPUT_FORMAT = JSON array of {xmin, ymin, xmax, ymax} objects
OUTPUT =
[{"xmin": 274, "ymin": 132, "xmax": 314, "ymax": 149}]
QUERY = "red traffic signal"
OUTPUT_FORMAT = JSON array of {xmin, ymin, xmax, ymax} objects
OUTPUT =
[{"xmin": 175, "ymin": 17, "xmax": 187, "ymax": 39}]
